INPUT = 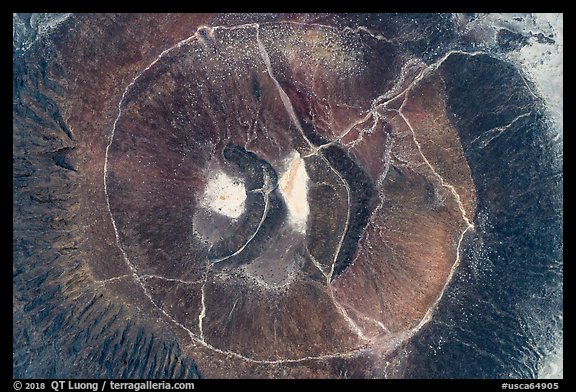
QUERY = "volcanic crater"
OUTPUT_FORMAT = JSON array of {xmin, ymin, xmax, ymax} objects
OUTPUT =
[
  {"xmin": 17, "ymin": 13, "xmax": 562, "ymax": 379},
  {"xmin": 100, "ymin": 20, "xmax": 476, "ymax": 368}
]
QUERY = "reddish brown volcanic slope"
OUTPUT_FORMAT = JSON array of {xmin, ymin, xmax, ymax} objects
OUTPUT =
[{"xmin": 14, "ymin": 14, "xmax": 477, "ymax": 378}]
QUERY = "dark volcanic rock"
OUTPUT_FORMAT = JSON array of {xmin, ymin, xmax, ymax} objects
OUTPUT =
[
  {"xmin": 13, "ymin": 13, "xmax": 561, "ymax": 379},
  {"xmin": 496, "ymin": 28, "xmax": 529, "ymax": 52},
  {"xmin": 322, "ymin": 145, "xmax": 375, "ymax": 279}
]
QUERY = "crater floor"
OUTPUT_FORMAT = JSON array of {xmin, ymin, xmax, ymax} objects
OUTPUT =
[{"xmin": 13, "ymin": 13, "xmax": 563, "ymax": 379}]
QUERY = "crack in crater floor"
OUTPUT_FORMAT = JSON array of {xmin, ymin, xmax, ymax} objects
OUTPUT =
[{"xmin": 102, "ymin": 21, "xmax": 481, "ymax": 364}]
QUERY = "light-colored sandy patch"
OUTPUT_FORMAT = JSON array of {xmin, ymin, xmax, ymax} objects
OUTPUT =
[
  {"xmin": 278, "ymin": 151, "xmax": 309, "ymax": 233},
  {"xmin": 202, "ymin": 171, "xmax": 246, "ymax": 219}
]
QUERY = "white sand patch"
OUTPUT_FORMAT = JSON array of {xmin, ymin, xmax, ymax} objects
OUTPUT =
[
  {"xmin": 278, "ymin": 151, "xmax": 309, "ymax": 233},
  {"xmin": 539, "ymin": 342, "xmax": 563, "ymax": 379},
  {"xmin": 202, "ymin": 171, "xmax": 246, "ymax": 219}
]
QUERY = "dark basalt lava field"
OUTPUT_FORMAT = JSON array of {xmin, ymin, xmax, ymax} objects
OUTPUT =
[{"xmin": 13, "ymin": 13, "xmax": 562, "ymax": 379}]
